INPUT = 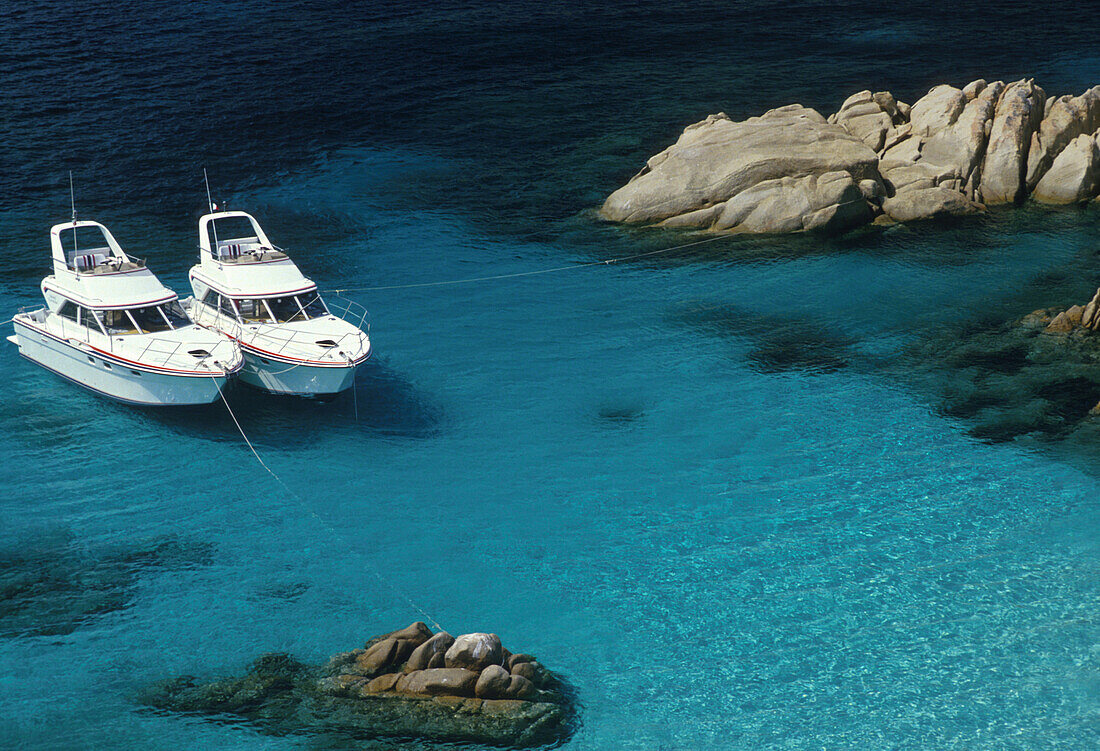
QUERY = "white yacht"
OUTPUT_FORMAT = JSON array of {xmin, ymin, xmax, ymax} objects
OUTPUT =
[
  {"xmin": 8, "ymin": 219, "xmax": 244, "ymax": 405},
  {"xmin": 184, "ymin": 209, "xmax": 371, "ymax": 396}
]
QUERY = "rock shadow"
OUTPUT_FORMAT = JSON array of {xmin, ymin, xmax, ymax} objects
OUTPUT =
[{"xmin": 0, "ymin": 532, "xmax": 214, "ymax": 638}]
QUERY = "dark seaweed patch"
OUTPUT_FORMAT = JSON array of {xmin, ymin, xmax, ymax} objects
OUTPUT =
[
  {"xmin": 669, "ymin": 302, "xmax": 858, "ymax": 376},
  {"xmin": 0, "ymin": 534, "xmax": 213, "ymax": 638},
  {"xmin": 747, "ymin": 330, "xmax": 851, "ymax": 374}
]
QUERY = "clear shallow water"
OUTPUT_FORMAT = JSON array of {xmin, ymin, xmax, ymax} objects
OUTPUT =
[{"xmin": 3, "ymin": 2, "xmax": 1100, "ymax": 749}]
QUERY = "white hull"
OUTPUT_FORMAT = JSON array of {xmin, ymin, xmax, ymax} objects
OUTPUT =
[
  {"xmin": 11, "ymin": 320, "xmax": 231, "ymax": 406},
  {"xmin": 239, "ymin": 349, "xmax": 358, "ymax": 396}
]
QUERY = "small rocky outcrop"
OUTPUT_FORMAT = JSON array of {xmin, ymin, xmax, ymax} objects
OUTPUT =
[
  {"xmin": 139, "ymin": 622, "xmax": 576, "ymax": 748},
  {"xmin": 601, "ymin": 77, "xmax": 1100, "ymax": 234},
  {"xmin": 1033, "ymin": 288, "xmax": 1100, "ymax": 335}
]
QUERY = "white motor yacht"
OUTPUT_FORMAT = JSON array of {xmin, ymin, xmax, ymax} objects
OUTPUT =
[
  {"xmin": 8, "ymin": 219, "xmax": 244, "ymax": 405},
  {"xmin": 184, "ymin": 209, "xmax": 371, "ymax": 396}
]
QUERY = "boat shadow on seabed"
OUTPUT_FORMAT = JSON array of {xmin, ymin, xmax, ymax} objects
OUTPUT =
[{"xmin": 133, "ymin": 358, "xmax": 444, "ymax": 444}]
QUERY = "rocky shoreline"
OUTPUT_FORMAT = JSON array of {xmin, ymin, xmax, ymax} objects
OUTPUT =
[
  {"xmin": 140, "ymin": 623, "xmax": 576, "ymax": 748},
  {"xmin": 601, "ymin": 79, "xmax": 1100, "ymax": 234}
]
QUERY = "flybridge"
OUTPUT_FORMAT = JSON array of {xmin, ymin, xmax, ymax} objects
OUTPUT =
[
  {"xmin": 194, "ymin": 210, "xmax": 316, "ymax": 297},
  {"xmin": 46, "ymin": 220, "xmax": 175, "ymax": 309}
]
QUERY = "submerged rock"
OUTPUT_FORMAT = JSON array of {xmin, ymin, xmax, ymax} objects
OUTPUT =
[
  {"xmin": 601, "ymin": 77, "xmax": 1100, "ymax": 235},
  {"xmin": 905, "ymin": 287, "xmax": 1100, "ymax": 444},
  {"xmin": 139, "ymin": 622, "xmax": 576, "ymax": 748}
]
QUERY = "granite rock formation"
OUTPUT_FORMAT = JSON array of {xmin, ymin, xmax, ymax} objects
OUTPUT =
[
  {"xmin": 601, "ymin": 79, "xmax": 1100, "ymax": 234},
  {"xmin": 140, "ymin": 622, "xmax": 576, "ymax": 748}
]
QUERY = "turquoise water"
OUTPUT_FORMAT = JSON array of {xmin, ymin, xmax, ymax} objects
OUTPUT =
[{"xmin": 4, "ymin": 2, "xmax": 1100, "ymax": 748}]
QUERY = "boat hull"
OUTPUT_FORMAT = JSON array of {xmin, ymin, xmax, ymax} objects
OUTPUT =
[
  {"xmin": 11, "ymin": 320, "xmax": 232, "ymax": 406},
  {"xmin": 239, "ymin": 349, "xmax": 359, "ymax": 396}
]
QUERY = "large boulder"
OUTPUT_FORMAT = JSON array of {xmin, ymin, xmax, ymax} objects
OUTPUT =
[
  {"xmin": 1025, "ymin": 86, "xmax": 1100, "ymax": 188},
  {"xmin": 475, "ymin": 664, "xmax": 512, "ymax": 699},
  {"xmin": 405, "ymin": 630, "xmax": 455, "ymax": 672},
  {"xmin": 980, "ymin": 79, "xmax": 1046, "ymax": 204},
  {"xmin": 356, "ymin": 637, "xmax": 413, "ymax": 676},
  {"xmin": 881, "ymin": 186, "xmax": 984, "ymax": 222},
  {"xmin": 401, "ymin": 668, "xmax": 480, "ymax": 697},
  {"xmin": 1032, "ymin": 132, "xmax": 1100, "ymax": 204},
  {"xmin": 600, "ymin": 105, "xmax": 880, "ymax": 225},
  {"xmin": 445, "ymin": 632, "xmax": 504, "ymax": 671},
  {"xmin": 707, "ymin": 170, "xmax": 872, "ymax": 234},
  {"xmin": 920, "ymin": 80, "xmax": 1005, "ymax": 191},
  {"xmin": 831, "ymin": 90, "xmax": 900, "ymax": 152},
  {"xmin": 908, "ymin": 84, "xmax": 967, "ymax": 138}
]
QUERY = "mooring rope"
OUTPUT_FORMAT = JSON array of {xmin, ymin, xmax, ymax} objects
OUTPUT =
[
  {"xmin": 331, "ymin": 232, "xmax": 732, "ymax": 293},
  {"xmin": 210, "ymin": 374, "xmax": 444, "ymax": 632}
]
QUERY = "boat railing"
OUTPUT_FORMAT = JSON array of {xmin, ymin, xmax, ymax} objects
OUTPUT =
[
  {"xmin": 325, "ymin": 293, "xmax": 372, "ymax": 335},
  {"xmin": 240, "ymin": 321, "xmax": 369, "ymax": 361},
  {"xmin": 130, "ymin": 336, "xmax": 240, "ymax": 371},
  {"xmin": 199, "ymin": 243, "xmax": 290, "ymax": 264},
  {"xmin": 185, "ymin": 293, "xmax": 369, "ymax": 362},
  {"xmin": 67, "ymin": 256, "xmax": 147, "ymax": 273},
  {"xmin": 212, "ymin": 304, "xmax": 369, "ymax": 362}
]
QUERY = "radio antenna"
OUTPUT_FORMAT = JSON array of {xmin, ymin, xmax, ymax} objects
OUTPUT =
[
  {"xmin": 204, "ymin": 168, "xmax": 220, "ymax": 258},
  {"xmin": 69, "ymin": 171, "xmax": 77, "ymax": 223},
  {"xmin": 203, "ymin": 167, "xmax": 215, "ymax": 213},
  {"xmin": 69, "ymin": 171, "xmax": 79, "ymax": 256}
]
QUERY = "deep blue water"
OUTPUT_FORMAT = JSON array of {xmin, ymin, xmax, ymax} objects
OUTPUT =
[{"xmin": 3, "ymin": 2, "xmax": 1100, "ymax": 748}]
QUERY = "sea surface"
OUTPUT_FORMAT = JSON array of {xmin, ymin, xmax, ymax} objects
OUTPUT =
[{"xmin": 2, "ymin": 1, "xmax": 1100, "ymax": 748}]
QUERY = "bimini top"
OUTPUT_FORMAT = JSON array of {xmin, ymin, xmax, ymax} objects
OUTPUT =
[
  {"xmin": 193, "ymin": 210, "xmax": 317, "ymax": 297},
  {"xmin": 44, "ymin": 220, "xmax": 177, "ymax": 309}
]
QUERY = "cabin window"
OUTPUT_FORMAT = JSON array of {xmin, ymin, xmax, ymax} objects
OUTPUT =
[
  {"xmin": 57, "ymin": 301, "xmax": 79, "ymax": 323},
  {"xmin": 77, "ymin": 307, "xmax": 106, "ymax": 335},
  {"xmin": 101, "ymin": 309, "xmax": 140, "ymax": 335},
  {"xmin": 297, "ymin": 292, "xmax": 329, "ymax": 319},
  {"xmin": 202, "ymin": 288, "xmax": 219, "ymax": 308},
  {"xmin": 128, "ymin": 305, "xmax": 173, "ymax": 334},
  {"xmin": 218, "ymin": 295, "xmax": 240, "ymax": 320},
  {"xmin": 237, "ymin": 298, "xmax": 273, "ymax": 323},
  {"xmin": 161, "ymin": 301, "xmax": 191, "ymax": 329}
]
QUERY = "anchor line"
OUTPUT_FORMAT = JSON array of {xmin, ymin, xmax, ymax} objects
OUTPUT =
[
  {"xmin": 209, "ymin": 375, "xmax": 444, "ymax": 632},
  {"xmin": 330, "ymin": 232, "xmax": 732, "ymax": 294}
]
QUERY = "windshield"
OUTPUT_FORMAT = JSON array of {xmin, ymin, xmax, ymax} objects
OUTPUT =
[
  {"xmin": 237, "ymin": 298, "xmax": 273, "ymax": 323},
  {"xmin": 297, "ymin": 292, "xmax": 328, "ymax": 319},
  {"xmin": 101, "ymin": 303, "xmax": 189, "ymax": 335},
  {"xmin": 101, "ymin": 309, "xmax": 139, "ymax": 335},
  {"xmin": 162, "ymin": 300, "xmax": 192, "ymax": 329},
  {"xmin": 265, "ymin": 295, "xmax": 307, "ymax": 323},
  {"xmin": 128, "ymin": 305, "xmax": 173, "ymax": 333}
]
